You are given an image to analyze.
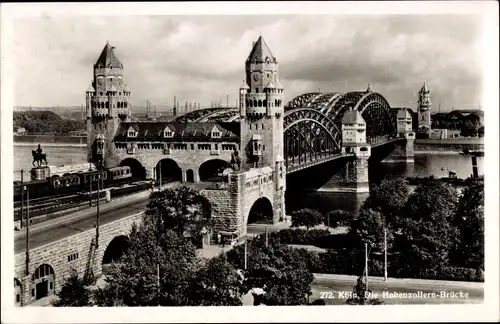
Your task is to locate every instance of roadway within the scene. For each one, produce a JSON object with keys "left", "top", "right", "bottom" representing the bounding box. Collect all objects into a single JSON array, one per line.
[
  {"left": 310, "top": 273, "right": 483, "bottom": 305},
  {"left": 14, "top": 192, "right": 152, "bottom": 254}
]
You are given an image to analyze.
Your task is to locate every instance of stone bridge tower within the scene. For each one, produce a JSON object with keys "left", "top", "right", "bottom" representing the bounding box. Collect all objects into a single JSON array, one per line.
[
  {"left": 239, "top": 36, "right": 285, "bottom": 170},
  {"left": 86, "top": 42, "right": 132, "bottom": 168},
  {"left": 417, "top": 82, "right": 432, "bottom": 135}
]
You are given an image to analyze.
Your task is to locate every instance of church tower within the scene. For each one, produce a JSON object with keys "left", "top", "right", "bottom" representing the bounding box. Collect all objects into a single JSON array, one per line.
[
  {"left": 239, "top": 36, "right": 285, "bottom": 171},
  {"left": 86, "top": 42, "right": 132, "bottom": 167},
  {"left": 417, "top": 82, "right": 432, "bottom": 133}
]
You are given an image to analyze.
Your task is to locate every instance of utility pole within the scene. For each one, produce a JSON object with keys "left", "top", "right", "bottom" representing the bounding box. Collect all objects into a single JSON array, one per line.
[
  {"left": 244, "top": 240, "right": 248, "bottom": 270},
  {"left": 25, "top": 187, "right": 30, "bottom": 276},
  {"left": 20, "top": 170, "right": 24, "bottom": 229},
  {"left": 384, "top": 229, "right": 388, "bottom": 281},
  {"left": 365, "top": 243, "right": 369, "bottom": 291},
  {"left": 95, "top": 167, "right": 100, "bottom": 248},
  {"left": 89, "top": 162, "right": 93, "bottom": 207}
]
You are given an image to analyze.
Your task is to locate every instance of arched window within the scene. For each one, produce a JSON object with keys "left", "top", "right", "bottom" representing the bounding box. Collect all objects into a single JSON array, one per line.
[
  {"left": 106, "top": 102, "right": 109, "bottom": 109},
  {"left": 275, "top": 99, "right": 278, "bottom": 107},
  {"left": 263, "top": 99, "right": 267, "bottom": 107},
  {"left": 258, "top": 100, "right": 262, "bottom": 107},
  {"left": 254, "top": 99, "right": 257, "bottom": 107},
  {"left": 124, "top": 102, "right": 127, "bottom": 108},
  {"left": 101, "top": 102, "right": 104, "bottom": 109}
]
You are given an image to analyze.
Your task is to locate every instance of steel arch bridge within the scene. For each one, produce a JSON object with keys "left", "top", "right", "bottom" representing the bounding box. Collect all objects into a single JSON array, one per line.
[{"left": 173, "top": 91, "right": 398, "bottom": 172}]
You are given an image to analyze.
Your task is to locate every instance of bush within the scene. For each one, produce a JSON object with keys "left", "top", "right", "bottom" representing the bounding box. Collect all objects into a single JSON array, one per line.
[
  {"left": 325, "top": 209, "right": 353, "bottom": 228},
  {"left": 291, "top": 208, "right": 324, "bottom": 230}
]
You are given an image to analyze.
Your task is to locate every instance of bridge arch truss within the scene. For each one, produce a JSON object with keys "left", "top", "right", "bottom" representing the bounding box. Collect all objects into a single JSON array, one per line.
[
  {"left": 283, "top": 108, "right": 342, "bottom": 170},
  {"left": 286, "top": 91, "right": 397, "bottom": 139}
]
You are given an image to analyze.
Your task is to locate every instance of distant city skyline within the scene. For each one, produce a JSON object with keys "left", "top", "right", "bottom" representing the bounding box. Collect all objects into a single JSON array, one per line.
[{"left": 13, "top": 15, "right": 483, "bottom": 112}]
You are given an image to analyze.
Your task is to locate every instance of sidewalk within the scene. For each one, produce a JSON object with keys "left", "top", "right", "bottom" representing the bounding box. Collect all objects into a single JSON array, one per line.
[{"left": 313, "top": 273, "right": 484, "bottom": 290}]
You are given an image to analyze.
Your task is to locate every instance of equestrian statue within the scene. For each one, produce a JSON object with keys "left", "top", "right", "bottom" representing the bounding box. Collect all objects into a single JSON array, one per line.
[{"left": 32, "top": 144, "right": 48, "bottom": 167}]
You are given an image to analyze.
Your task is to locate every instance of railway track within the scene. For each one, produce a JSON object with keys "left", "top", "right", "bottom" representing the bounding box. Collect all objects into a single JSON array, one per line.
[{"left": 14, "top": 181, "right": 153, "bottom": 222}]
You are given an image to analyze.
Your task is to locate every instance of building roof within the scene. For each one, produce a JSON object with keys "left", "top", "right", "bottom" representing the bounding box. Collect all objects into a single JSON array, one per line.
[
  {"left": 86, "top": 84, "right": 95, "bottom": 92},
  {"left": 246, "top": 36, "right": 277, "bottom": 64},
  {"left": 114, "top": 121, "right": 240, "bottom": 142},
  {"left": 342, "top": 110, "right": 365, "bottom": 124},
  {"left": 419, "top": 82, "right": 429, "bottom": 93},
  {"left": 239, "top": 80, "right": 250, "bottom": 89},
  {"left": 397, "top": 108, "right": 412, "bottom": 119},
  {"left": 94, "top": 42, "right": 123, "bottom": 69},
  {"left": 264, "top": 80, "right": 276, "bottom": 89}
]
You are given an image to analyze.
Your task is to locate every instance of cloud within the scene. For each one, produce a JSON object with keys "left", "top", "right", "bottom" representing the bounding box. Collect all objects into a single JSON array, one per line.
[{"left": 12, "top": 14, "right": 482, "bottom": 111}]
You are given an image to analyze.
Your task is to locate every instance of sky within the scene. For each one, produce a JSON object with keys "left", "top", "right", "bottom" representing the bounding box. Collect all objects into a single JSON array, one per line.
[{"left": 12, "top": 14, "right": 483, "bottom": 112}]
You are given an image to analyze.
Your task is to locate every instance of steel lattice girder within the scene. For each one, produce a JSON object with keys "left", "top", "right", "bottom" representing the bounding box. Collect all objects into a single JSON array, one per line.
[
  {"left": 283, "top": 108, "right": 342, "bottom": 152},
  {"left": 172, "top": 107, "right": 227, "bottom": 123},
  {"left": 195, "top": 108, "right": 238, "bottom": 122},
  {"left": 284, "top": 92, "right": 320, "bottom": 110}
]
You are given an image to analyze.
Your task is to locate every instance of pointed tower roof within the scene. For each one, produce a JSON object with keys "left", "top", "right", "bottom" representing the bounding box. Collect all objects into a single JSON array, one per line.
[
  {"left": 264, "top": 80, "right": 276, "bottom": 89},
  {"left": 274, "top": 79, "right": 284, "bottom": 89},
  {"left": 86, "top": 84, "right": 95, "bottom": 92},
  {"left": 239, "top": 80, "right": 250, "bottom": 89},
  {"left": 246, "top": 36, "right": 277, "bottom": 64},
  {"left": 95, "top": 42, "right": 123, "bottom": 69},
  {"left": 419, "top": 82, "right": 429, "bottom": 93},
  {"left": 342, "top": 109, "right": 365, "bottom": 124}
]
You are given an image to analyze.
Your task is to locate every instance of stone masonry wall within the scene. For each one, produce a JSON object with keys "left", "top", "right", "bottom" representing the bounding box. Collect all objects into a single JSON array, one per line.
[
  {"left": 112, "top": 145, "right": 235, "bottom": 180},
  {"left": 14, "top": 213, "right": 143, "bottom": 306}
]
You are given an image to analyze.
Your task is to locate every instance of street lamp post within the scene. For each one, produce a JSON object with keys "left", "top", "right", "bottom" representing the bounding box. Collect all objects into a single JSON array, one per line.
[
  {"left": 384, "top": 228, "right": 388, "bottom": 281},
  {"left": 25, "top": 186, "right": 30, "bottom": 276},
  {"left": 20, "top": 170, "right": 24, "bottom": 229}
]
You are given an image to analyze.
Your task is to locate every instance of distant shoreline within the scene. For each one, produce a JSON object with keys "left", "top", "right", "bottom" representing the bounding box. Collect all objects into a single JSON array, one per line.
[{"left": 14, "top": 142, "right": 86, "bottom": 148}]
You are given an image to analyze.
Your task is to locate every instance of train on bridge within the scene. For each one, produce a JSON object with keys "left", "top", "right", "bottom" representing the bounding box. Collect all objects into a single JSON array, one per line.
[{"left": 13, "top": 164, "right": 134, "bottom": 202}]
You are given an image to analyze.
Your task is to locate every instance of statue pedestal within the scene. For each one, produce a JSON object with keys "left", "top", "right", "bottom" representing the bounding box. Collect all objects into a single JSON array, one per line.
[{"left": 31, "top": 166, "right": 50, "bottom": 181}]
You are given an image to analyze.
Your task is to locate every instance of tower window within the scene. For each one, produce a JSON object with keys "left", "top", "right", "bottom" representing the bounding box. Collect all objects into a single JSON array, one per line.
[
  {"left": 263, "top": 99, "right": 267, "bottom": 107},
  {"left": 119, "top": 92, "right": 121, "bottom": 96},
  {"left": 100, "top": 92, "right": 103, "bottom": 96},
  {"left": 258, "top": 100, "right": 262, "bottom": 107},
  {"left": 255, "top": 88, "right": 259, "bottom": 93}
]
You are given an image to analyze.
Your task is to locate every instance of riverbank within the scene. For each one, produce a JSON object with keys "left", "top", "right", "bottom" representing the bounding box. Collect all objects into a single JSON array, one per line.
[{"left": 14, "top": 134, "right": 86, "bottom": 145}]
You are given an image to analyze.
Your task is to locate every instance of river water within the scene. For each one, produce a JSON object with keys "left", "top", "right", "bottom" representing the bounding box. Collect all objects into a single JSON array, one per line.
[{"left": 14, "top": 144, "right": 483, "bottom": 215}]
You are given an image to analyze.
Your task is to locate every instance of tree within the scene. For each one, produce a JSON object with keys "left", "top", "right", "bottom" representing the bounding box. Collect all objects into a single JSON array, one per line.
[
  {"left": 188, "top": 254, "right": 246, "bottom": 306},
  {"left": 362, "top": 178, "right": 410, "bottom": 229},
  {"left": 350, "top": 208, "right": 394, "bottom": 251},
  {"left": 325, "top": 209, "right": 353, "bottom": 228},
  {"left": 454, "top": 179, "right": 484, "bottom": 270},
  {"left": 395, "top": 181, "right": 460, "bottom": 277},
  {"left": 52, "top": 270, "right": 92, "bottom": 307},
  {"left": 146, "top": 186, "right": 212, "bottom": 245},
  {"left": 93, "top": 219, "right": 198, "bottom": 307},
  {"left": 248, "top": 244, "right": 314, "bottom": 305},
  {"left": 291, "top": 208, "right": 323, "bottom": 231}
]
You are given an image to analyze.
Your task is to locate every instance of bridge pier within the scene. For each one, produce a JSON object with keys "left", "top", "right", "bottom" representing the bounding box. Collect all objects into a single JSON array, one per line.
[{"left": 381, "top": 133, "right": 415, "bottom": 163}]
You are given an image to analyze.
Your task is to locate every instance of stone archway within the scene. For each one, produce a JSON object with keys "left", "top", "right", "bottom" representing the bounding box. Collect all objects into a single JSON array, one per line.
[
  {"left": 186, "top": 169, "right": 195, "bottom": 183},
  {"left": 31, "top": 264, "right": 55, "bottom": 300},
  {"left": 155, "top": 158, "right": 182, "bottom": 183},
  {"left": 120, "top": 158, "right": 146, "bottom": 180},
  {"left": 14, "top": 278, "right": 22, "bottom": 305},
  {"left": 102, "top": 235, "right": 130, "bottom": 269},
  {"left": 199, "top": 159, "right": 230, "bottom": 182},
  {"left": 247, "top": 197, "right": 274, "bottom": 225}
]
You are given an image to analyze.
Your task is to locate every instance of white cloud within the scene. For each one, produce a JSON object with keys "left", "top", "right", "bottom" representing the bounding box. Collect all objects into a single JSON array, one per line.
[{"left": 12, "top": 14, "right": 482, "bottom": 111}]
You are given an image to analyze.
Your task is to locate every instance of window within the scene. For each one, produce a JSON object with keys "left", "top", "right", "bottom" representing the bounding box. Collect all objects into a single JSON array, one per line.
[
  {"left": 191, "top": 144, "right": 195, "bottom": 150},
  {"left": 32, "top": 289, "right": 35, "bottom": 297},
  {"left": 255, "top": 88, "right": 259, "bottom": 93},
  {"left": 100, "top": 92, "right": 103, "bottom": 96},
  {"left": 50, "top": 282, "right": 53, "bottom": 290},
  {"left": 214, "top": 143, "right": 218, "bottom": 150},
  {"left": 262, "top": 124, "right": 264, "bottom": 130},
  {"left": 16, "top": 294, "right": 20, "bottom": 303}
]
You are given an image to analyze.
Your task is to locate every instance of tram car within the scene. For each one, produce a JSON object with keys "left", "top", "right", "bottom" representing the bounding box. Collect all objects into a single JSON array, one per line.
[{"left": 13, "top": 166, "right": 132, "bottom": 201}]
